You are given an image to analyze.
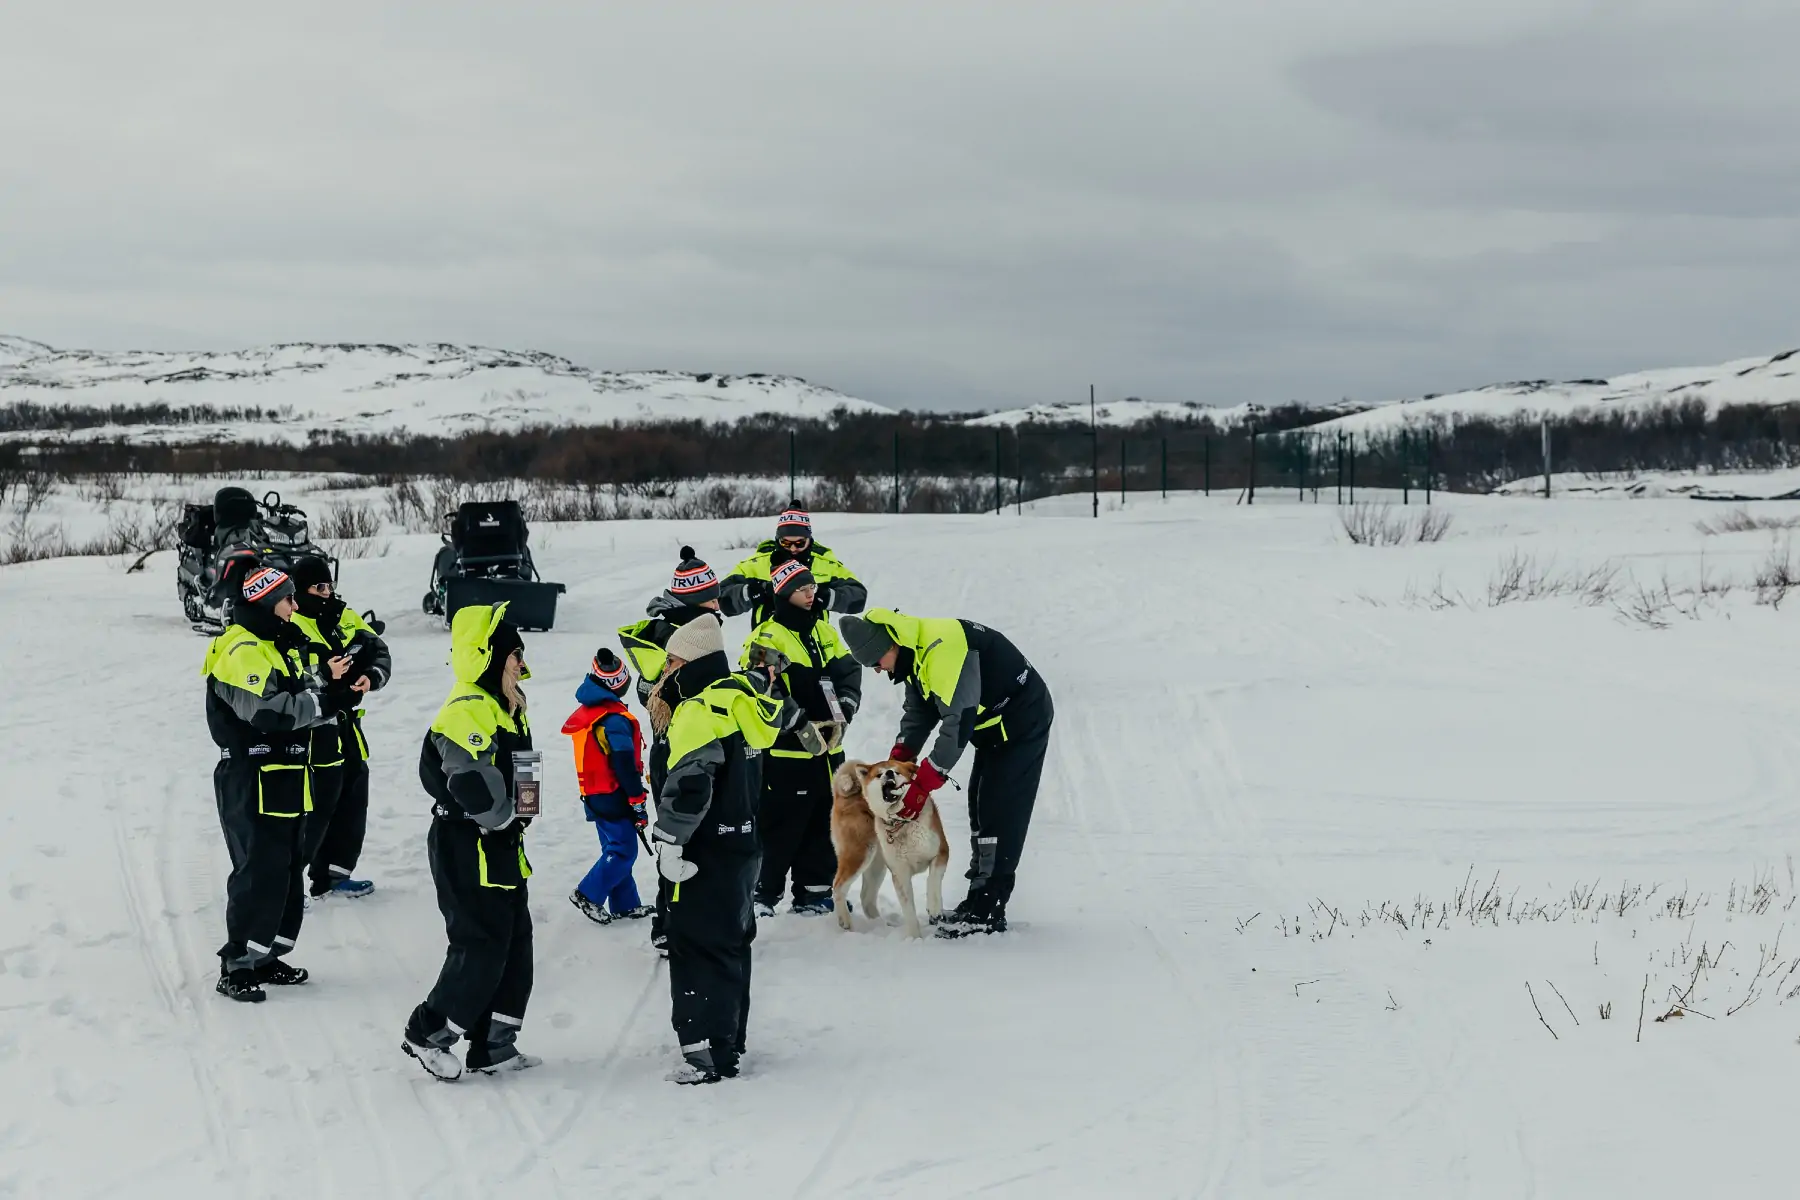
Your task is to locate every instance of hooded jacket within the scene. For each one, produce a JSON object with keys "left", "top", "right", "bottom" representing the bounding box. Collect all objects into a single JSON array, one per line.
[
  {"left": 419, "top": 604, "right": 533, "bottom": 831},
  {"left": 859, "top": 608, "right": 1041, "bottom": 775},
  {"left": 618, "top": 593, "right": 719, "bottom": 707},
  {"left": 717, "top": 541, "right": 867, "bottom": 625},
  {"left": 738, "top": 602, "right": 863, "bottom": 757},
  {"left": 653, "top": 652, "right": 787, "bottom": 852}
]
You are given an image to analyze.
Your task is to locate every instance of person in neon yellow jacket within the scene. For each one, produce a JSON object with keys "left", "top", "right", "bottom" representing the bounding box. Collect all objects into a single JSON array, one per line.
[
  {"left": 402, "top": 603, "right": 542, "bottom": 1083},
  {"left": 840, "top": 609, "right": 1054, "bottom": 938},
  {"left": 738, "top": 556, "right": 862, "bottom": 917},
  {"left": 202, "top": 565, "right": 341, "bottom": 1002},
  {"left": 651, "top": 614, "right": 796, "bottom": 1084}
]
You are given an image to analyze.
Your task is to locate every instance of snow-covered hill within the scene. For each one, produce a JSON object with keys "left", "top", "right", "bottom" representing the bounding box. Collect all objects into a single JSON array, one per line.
[
  {"left": 1317, "top": 348, "right": 1800, "bottom": 436},
  {"left": 0, "top": 338, "right": 888, "bottom": 444}
]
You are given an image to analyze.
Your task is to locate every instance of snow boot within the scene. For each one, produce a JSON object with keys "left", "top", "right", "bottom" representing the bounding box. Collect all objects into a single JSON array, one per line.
[
  {"left": 403, "top": 1039, "right": 463, "bottom": 1082},
  {"left": 667, "top": 1062, "right": 720, "bottom": 1085},
  {"left": 753, "top": 900, "right": 777, "bottom": 919},
  {"left": 328, "top": 878, "right": 374, "bottom": 899},
  {"left": 935, "top": 910, "right": 1007, "bottom": 938},
  {"left": 216, "top": 966, "right": 266, "bottom": 1003},
  {"left": 570, "top": 890, "right": 613, "bottom": 925},
  {"left": 471, "top": 1053, "right": 543, "bottom": 1076},
  {"left": 615, "top": 903, "right": 657, "bottom": 921},
  {"left": 255, "top": 959, "right": 310, "bottom": 986}
]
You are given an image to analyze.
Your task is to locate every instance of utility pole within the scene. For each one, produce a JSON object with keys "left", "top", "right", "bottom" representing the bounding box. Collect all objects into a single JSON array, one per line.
[
  {"left": 788, "top": 429, "right": 797, "bottom": 506},
  {"left": 993, "top": 428, "right": 1002, "bottom": 515}
]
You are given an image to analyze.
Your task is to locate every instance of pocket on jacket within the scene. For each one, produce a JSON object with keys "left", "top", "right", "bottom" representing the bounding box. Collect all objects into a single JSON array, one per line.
[
  {"left": 477, "top": 830, "right": 532, "bottom": 889},
  {"left": 257, "top": 763, "right": 310, "bottom": 818}
]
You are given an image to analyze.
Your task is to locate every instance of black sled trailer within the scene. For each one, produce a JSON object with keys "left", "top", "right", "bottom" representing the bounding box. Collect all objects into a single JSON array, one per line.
[{"left": 422, "top": 500, "right": 565, "bottom": 631}]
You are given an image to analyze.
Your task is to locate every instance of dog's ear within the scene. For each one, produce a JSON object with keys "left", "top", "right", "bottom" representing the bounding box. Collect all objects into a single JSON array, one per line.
[{"left": 833, "top": 760, "right": 866, "bottom": 798}]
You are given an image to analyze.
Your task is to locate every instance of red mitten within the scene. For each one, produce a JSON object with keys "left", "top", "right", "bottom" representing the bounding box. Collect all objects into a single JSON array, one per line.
[
  {"left": 899, "top": 760, "right": 947, "bottom": 821},
  {"left": 889, "top": 742, "right": 917, "bottom": 764}
]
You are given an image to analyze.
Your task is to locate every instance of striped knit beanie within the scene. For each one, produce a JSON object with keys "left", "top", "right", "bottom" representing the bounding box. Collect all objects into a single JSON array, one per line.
[
  {"left": 240, "top": 565, "right": 295, "bottom": 609},
  {"left": 775, "top": 509, "right": 812, "bottom": 541},
  {"left": 770, "top": 557, "right": 815, "bottom": 600},
  {"left": 589, "top": 648, "right": 631, "bottom": 697},
  {"left": 669, "top": 546, "right": 719, "bottom": 605}
]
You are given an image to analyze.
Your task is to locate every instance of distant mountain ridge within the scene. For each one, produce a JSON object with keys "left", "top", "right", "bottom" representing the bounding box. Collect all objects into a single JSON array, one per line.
[{"left": 0, "top": 338, "right": 888, "bottom": 444}]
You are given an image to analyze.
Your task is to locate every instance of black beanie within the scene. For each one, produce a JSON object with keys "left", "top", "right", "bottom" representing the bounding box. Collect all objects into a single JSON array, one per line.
[
  {"left": 288, "top": 554, "right": 333, "bottom": 594},
  {"left": 668, "top": 545, "right": 720, "bottom": 606}
]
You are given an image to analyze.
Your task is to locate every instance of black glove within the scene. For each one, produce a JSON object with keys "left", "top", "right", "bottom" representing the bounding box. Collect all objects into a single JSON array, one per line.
[{"left": 810, "top": 583, "right": 833, "bottom": 613}]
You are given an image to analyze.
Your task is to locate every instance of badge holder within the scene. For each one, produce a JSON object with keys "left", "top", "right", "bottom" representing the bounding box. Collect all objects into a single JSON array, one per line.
[{"left": 511, "top": 750, "right": 543, "bottom": 818}]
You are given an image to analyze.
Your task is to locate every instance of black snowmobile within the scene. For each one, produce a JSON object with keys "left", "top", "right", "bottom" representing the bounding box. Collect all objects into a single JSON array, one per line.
[
  {"left": 177, "top": 487, "right": 338, "bottom": 632},
  {"left": 421, "top": 500, "right": 565, "bottom": 631}
]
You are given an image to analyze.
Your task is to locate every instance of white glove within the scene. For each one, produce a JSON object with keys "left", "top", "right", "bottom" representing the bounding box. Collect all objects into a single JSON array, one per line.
[{"left": 657, "top": 842, "right": 698, "bottom": 883}]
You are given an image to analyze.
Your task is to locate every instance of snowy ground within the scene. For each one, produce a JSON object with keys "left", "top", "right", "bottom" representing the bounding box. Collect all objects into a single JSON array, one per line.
[{"left": 7, "top": 490, "right": 1800, "bottom": 1196}]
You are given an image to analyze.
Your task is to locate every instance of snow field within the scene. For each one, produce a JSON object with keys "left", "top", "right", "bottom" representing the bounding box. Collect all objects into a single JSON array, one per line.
[{"left": 6, "top": 491, "right": 1800, "bottom": 1195}]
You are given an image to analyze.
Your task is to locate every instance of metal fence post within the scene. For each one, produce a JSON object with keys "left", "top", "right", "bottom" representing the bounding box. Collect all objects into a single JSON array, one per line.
[
  {"left": 1161, "top": 437, "right": 1168, "bottom": 500},
  {"left": 994, "top": 428, "right": 1002, "bottom": 515},
  {"left": 1542, "top": 419, "right": 1551, "bottom": 499},
  {"left": 1090, "top": 385, "right": 1099, "bottom": 519},
  {"left": 1401, "top": 429, "right": 1410, "bottom": 505},
  {"left": 1015, "top": 430, "right": 1023, "bottom": 515},
  {"left": 1336, "top": 431, "right": 1343, "bottom": 505},
  {"left": 1426, "top": 430, "right": 1434, "bottom": 504},
  {"left": 1119, "top": 438, "right": 1126, "bottom": 506},
  {"left": 1204, "top": 436, "right": 1211, "bottom": 497},
  {"left": 1348, "top": 434, "right": 1355, "bottom": 503},
  {"left": 1248, "top": 428, "right": 1258, "bottom": 505},
  {"left": 789, "top": 428, "right": 797, "bottom": 506},
  {"left": 891, "top": 429, "right": 900, "bottom": 514}
]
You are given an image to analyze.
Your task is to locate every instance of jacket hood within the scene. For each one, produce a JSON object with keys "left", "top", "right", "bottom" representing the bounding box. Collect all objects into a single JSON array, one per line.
[
  {"left": 648, "top": 592, "right": 713, "bottom": 622},
  {"left": 572, "top": 675, "right": 618, "bottom": 711},
  {"left": 449, "top": 602, "right": 527, "bottom": 686}
]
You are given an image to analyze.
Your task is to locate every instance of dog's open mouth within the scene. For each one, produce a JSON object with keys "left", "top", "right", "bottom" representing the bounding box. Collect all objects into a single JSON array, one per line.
[{"left": 879, "top": 772, "right": 906, "bottom": 806}]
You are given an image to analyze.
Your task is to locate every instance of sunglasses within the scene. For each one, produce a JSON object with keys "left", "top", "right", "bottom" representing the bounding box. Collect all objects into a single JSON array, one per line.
[{"left": 778, "top": 536, "right": 810, "bottom": 550}]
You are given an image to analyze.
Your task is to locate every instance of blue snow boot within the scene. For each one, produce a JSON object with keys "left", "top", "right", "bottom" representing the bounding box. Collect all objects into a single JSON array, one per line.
[{"left": 329, "top": 878, "right": 375, "bottom": 898}]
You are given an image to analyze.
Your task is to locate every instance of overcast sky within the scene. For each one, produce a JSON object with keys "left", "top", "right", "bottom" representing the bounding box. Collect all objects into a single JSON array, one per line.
[{"left": 3, "top": 0, "right": 1797, "bottom": 412}]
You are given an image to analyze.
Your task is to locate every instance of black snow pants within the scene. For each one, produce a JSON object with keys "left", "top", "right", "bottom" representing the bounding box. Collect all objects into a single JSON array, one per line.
[
  {"left": 962, "top": 680, "right": 1055, "bottom": 915},
  {"left": 305, "top": 751, "right": 369, "bottom": 893},
  {"left": 666, "top": 845, "right": 758, "bottom": 1074},
  {"left": 648, "top": 737, "right": 672, "bottom": 951},
  {"left": 214, "top": 756, "right": 307, "bottom": 972},
  {"left": 754, "top": 750, "right": 842, "bottom": 909},
  {"left": 409, "top": 817, "right": 534, "bottom": 1068}
]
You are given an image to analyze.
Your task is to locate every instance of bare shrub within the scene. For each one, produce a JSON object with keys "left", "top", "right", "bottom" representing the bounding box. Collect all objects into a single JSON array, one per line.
[
  {"left": 315, "top": 500, "right": 382, "bottom": 541},
  {"left": 1754, "top": 539, "right": 1798, "bottom": 608},
  {"left": 1342, "top": 502, "right": 1452, "bottom": 546},
  {"left": 1696, "top": 507, "right": 1800, "bottom": 536},
  {"left": 1341, "top": 502, "right": 1406, "bottom": 546},
  {"left": 1413, "top": 507, "right": 1453, "bottom": 543},
  {"left": 1486, "top": 552, "right": 1623, "bottom": 607}
]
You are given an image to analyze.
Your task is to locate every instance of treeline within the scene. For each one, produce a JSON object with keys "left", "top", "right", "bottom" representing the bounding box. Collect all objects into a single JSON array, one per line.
[
  {"left": 0, "top": 400, "right": 292, "bottom": 432},
  {"left": 8, "top": 399, "right": 1800, "bottom": 505}
]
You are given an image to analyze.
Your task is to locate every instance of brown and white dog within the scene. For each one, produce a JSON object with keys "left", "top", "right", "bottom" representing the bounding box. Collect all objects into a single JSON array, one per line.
[{"left": 830, "top": 759, "right": 950, "bottom": 939}]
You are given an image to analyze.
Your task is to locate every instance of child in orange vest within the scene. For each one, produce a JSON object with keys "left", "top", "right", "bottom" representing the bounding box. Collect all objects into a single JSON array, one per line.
[{"left": 563, "top": 649, "right": 654, "bottom": 924}]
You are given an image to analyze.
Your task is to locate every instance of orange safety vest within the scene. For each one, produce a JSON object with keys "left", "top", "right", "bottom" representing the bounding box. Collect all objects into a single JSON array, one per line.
[{"left": 561, "top": 698, "right": 645, "bottom": 798}]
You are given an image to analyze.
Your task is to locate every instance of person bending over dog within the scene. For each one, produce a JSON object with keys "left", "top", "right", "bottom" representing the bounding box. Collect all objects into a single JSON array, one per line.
[{"left": 838, "top": 610, "right": 1053, "bottom": 938}]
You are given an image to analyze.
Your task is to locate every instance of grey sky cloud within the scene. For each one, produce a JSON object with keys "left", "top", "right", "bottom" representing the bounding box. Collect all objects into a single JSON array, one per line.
[{"left": 2, "top": 0, "right": 1796, "bottom": 412}]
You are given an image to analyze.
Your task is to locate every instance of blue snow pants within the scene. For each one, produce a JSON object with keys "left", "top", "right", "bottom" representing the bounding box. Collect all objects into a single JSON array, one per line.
[{"left": 576, "top": 817, "right": 642, "bottom": 913}]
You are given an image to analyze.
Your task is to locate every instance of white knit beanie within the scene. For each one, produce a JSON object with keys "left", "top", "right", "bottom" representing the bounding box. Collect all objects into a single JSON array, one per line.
[{"left": 664, "top": 613, "right": 725, "bottom": 663}]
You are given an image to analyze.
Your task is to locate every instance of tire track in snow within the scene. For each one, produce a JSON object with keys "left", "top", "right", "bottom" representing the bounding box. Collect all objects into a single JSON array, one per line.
[{"left": 110, "top": 818, "right": 236, "bottom": 1171}]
